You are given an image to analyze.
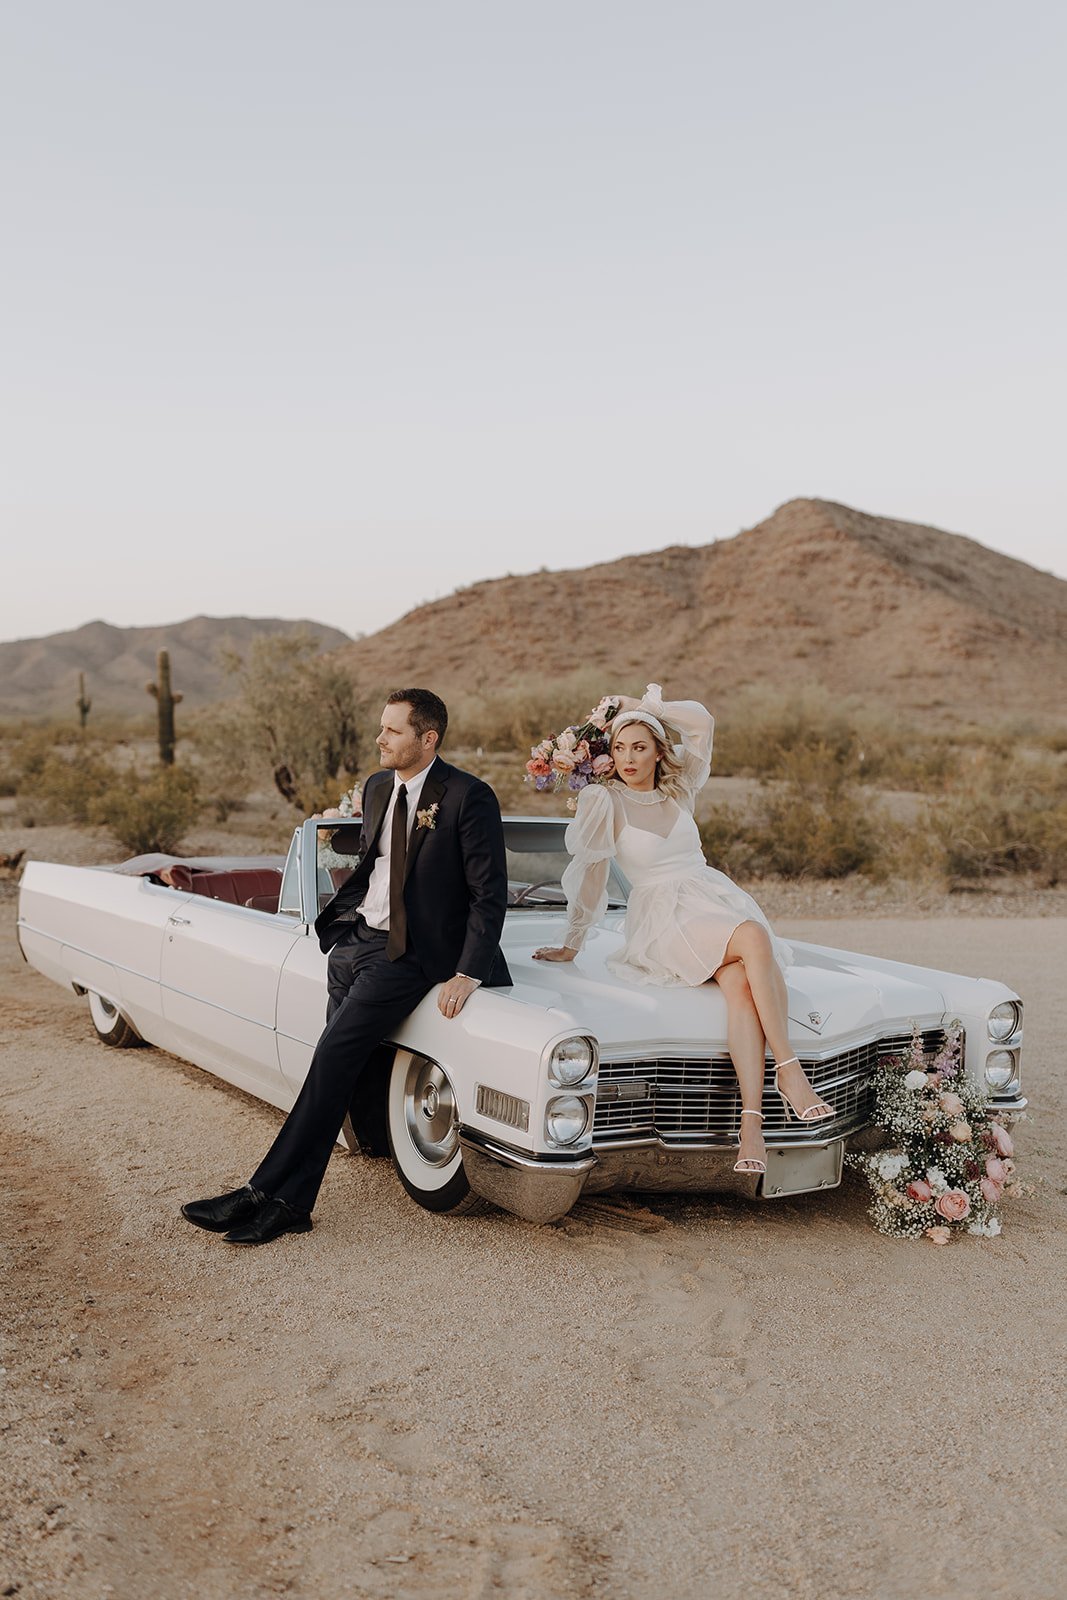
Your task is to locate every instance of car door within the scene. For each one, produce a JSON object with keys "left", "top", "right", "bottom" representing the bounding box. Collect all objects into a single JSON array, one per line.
[{"left": 159, "top": 898, "right": 303, "bottom": 1103}]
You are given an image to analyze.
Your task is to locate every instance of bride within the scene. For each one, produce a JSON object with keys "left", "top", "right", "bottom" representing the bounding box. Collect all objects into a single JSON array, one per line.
[{"left": 532, "top": 684, "right": 832, "bottom": 1174}]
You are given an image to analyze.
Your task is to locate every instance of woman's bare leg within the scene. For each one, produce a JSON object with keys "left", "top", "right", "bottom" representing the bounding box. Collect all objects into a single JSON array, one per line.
[
  {"left": 721, "top": 921, "right": 830, "bottom": 1118},
  {"left": 714, "top": 960, "right": 766, "bottom": 1165}
]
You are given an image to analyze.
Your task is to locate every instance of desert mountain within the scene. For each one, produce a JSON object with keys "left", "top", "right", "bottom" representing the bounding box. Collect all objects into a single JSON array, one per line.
[
  {"left": 0, "top": 615, "right": 350, "bottom": 718},
  {"left": 337, "top": 499, "right": 1067, "bottom": 727}
]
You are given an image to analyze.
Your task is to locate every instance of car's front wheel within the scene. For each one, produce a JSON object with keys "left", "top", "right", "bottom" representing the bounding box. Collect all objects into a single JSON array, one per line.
[
  {"left": 386, "top": 1049, "right": 486, "bottom": 1214},
  {"left": 87, "top": 991, "right": 142, "bottom": 1048}
]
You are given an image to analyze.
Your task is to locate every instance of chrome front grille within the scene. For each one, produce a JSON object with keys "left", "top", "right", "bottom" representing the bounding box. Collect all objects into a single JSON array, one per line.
[{"left": 594, "top": 1027, "right": 949, "bottom": 1145}]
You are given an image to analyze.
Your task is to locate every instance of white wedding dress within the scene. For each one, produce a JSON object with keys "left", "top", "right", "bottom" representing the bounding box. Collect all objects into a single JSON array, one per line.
[{"left": 562, "top": 688, "right": 791, "bottom": 985}]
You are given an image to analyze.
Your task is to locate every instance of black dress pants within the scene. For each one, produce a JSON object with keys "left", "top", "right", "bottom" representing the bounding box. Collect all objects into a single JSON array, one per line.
[{"left": 250, "top": 922, "right": 434, "bottom": 1213}]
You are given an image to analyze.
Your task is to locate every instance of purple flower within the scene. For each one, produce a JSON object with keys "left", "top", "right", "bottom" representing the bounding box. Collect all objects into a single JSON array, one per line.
[
  {"left": 534, "top": 775, "right": 553, "bottom": 792},
  {"left": 568, "top": 772, "right": 587, "bottom": 790}
]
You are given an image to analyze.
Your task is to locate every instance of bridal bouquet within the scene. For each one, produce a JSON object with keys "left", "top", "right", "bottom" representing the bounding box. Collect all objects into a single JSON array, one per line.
[
  {"left": 524, "top": 697, "right": 620, "bottom": 794},
  {"left": 847, "top": 1026, "right": 1022, "bottom": 1243}
]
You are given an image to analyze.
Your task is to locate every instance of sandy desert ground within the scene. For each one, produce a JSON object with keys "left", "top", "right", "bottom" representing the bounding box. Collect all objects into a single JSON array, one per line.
[{"left": 1, "top": 899, "right": 1064, "bottom": 1600}]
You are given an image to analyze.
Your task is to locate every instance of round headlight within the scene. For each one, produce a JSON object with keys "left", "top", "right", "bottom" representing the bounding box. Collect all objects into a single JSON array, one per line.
[
  {"left": 984, "top": 1050, "right": 1018, "bottom": 1090},
  {"left": 545, "top": 1094, "right": 590, "bottom": 1145},
  {"left": 987, "top": 1002, "right": 1020, "bottom": 1042},
  {"left": 549, "top": 1037, "right": 595, "bottom": 1087}
]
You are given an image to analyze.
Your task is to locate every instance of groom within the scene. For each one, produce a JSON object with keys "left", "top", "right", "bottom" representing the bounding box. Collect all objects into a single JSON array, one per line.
[{"left": 181, "top": 688, "right": 511, "bottom": 1245}]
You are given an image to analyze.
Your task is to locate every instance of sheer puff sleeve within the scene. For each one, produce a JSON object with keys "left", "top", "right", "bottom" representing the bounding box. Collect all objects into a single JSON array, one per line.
[
  {"left": 561, "top": 782, "right": 618, "bottom": 952},
  {"left": 641, "top": 682, "right": 714, "bottom": 804}
]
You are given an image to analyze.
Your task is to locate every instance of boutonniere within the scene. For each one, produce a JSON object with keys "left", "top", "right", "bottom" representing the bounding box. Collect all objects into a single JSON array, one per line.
[{"left": 416, "top": 802, "right": 440, "bottom": 831}]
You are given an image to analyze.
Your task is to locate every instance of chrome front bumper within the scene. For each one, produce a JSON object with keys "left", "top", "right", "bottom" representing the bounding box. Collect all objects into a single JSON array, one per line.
[
  {"left": 459, "top": 1130, "right": 596, "bottom": 1223},
  {"left": 460, "top": 1127, "right": 848, "bottom": 1221}
]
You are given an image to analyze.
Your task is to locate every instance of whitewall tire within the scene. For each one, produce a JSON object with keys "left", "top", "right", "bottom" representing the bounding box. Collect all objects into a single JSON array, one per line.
[
  {"left": 386, "top": 1049, "right": 486, "bottom": 1214},
  {"left": 87, "top": 991, "right": 142, "bottom": 1049}
]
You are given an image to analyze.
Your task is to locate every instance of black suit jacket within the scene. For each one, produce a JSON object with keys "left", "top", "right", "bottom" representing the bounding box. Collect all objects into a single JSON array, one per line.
[{"left": 314, "top": 758, "right": 512, "bottom": 987}]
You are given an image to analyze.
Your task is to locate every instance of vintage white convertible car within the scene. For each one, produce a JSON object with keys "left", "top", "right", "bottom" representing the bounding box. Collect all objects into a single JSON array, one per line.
[{"left": 17, "top": 817, "right": 1026, "bottom": 1223}]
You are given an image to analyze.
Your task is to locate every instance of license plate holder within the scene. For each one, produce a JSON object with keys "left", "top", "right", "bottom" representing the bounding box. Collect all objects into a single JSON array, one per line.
[{"left": 761, "top": 1141, "right": 844, "bottom": 1198}]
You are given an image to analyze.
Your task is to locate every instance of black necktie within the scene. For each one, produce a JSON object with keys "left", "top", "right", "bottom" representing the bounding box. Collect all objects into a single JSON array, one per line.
[{"left": 385, "top": 783, "right": 408, "bottom": 961}]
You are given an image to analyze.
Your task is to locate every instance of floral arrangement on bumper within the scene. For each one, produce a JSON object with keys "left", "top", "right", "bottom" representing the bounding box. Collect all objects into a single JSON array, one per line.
[
  {"left": 847, "top": 1026, "right": 1020, "bottom": 1244},
  {"left": 524, "top": 697, "right": 621, "bottom": 794}
]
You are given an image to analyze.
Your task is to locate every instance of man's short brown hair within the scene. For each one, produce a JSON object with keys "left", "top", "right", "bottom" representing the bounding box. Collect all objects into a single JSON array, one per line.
[{"left": 386, "top": 688, "right": 448, "bottom": 747}]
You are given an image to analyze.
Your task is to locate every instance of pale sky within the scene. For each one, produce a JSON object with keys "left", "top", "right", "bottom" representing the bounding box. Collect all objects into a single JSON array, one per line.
[{"left": 2, "top": 0, "right": 1064, "bottom": 645}]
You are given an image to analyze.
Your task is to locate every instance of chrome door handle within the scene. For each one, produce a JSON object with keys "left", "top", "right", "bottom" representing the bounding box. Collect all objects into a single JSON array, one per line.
[{"left": 168, "top": 915, "right": 192, "bottom": 926}]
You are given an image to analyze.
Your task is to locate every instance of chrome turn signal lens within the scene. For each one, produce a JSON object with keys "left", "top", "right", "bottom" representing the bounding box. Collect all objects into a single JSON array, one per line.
[
  {"left": 987, "top": 1002, "right": 1021, "bottom": 1042},
  {"left": 984, "top": 1049, "right": 1018, "bottom": 1090},
  {"left": 548, "top": 1036, "right": 595, "bottom": 1087},
  {"left": 545, "top": 1094, "right": 590, "bottom": 1145}
]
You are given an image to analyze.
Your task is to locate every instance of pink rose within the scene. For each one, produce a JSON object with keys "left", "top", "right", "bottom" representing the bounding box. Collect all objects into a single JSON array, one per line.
[
  {"left": 934, "top": 1189, "right": 971, "bottom": 1223},
  {"left": 573, "top": 739, "right": 591, "bottom": 763},
  {"left": 591, "top": 753, "right": 615, "bottom": 777},
  {"left": 526, "top": 758, "right": 551, "bottom": 777},
  {"left": 984, "top": 1156, "right": 1007, "bottom": 1183},
  {"left": 552, "top": 751, "right": 577, "bottom": 772},
  {"left": 938, "top": 1091, "right": 965, "bottom": 1116},
  {"left": 906, "top": 1179, "right": 934, "bottom": 1202},
  {"left": 980, "top": 1177, "right": 1003, "bottom": 1203},
  {"left": 990, "top": 1123, "right": 1014, "bottom": 1158},
  {"left": 925, "top": 1226, "right": 953, "bottom": 1246},
  {"left": 948, "top": 1120, "right": 972, "bottom": 1143},
  {"left": 1002, "top": 1159, "right": 1016, "bottom": 1175},
  {"left": 322, "top": 807, "right": 342, "bottom": 819}
]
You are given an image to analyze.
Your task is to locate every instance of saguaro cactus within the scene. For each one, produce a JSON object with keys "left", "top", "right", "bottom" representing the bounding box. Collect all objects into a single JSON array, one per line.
[
  {"left": 146, "top": 648, "right": 183, "bottom": 765},
  {"left": 75, "top": 671, "right": 92, "bottom": 729}
]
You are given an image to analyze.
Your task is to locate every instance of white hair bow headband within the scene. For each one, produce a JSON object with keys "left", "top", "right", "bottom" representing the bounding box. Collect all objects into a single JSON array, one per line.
[{"left": 610, "top": 709, "right": 668, "bottom": 744}]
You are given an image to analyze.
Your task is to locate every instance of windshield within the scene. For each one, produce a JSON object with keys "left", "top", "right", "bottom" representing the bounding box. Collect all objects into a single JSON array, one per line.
[
  {"left": 504, "top": 819, "right": 628, "bottom": 909},
  {"left": 293, "top": 815, "right": 628, "bottom": 919}
]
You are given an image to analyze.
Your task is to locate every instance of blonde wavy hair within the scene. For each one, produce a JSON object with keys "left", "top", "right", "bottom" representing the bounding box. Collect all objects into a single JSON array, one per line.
[{"left": 610, "top": 717, "right": 688, "bottom": 802}]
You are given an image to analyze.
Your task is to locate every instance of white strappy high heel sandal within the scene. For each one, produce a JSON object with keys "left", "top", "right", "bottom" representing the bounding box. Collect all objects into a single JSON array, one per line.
[
  {"left": 774, "top": 1056, "right": 834, "bottom": 1122},
  {"left": 733, "top": 1108, "right": 766, "bottom": 1174}
]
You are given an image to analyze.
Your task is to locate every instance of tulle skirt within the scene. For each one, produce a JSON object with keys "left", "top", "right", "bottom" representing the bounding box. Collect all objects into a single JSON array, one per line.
[{"left": 605, "top": 864, "right": 792, "bottom": 987}]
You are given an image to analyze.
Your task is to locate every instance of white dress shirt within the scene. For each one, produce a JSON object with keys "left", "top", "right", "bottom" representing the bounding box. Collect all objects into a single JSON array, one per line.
[{"left": 359, "top": 760, "right": 436, "bottom": 931}]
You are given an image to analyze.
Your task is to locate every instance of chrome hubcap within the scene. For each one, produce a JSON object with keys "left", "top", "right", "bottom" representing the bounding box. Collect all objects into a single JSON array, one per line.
[{"left": 403, "top": 1058, "right": 458, "bottom": 1167}]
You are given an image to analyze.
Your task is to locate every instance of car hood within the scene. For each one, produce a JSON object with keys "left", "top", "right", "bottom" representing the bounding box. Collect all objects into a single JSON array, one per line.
[{"left": 502, "top": 915, "right": 947, "bottom": 1055}]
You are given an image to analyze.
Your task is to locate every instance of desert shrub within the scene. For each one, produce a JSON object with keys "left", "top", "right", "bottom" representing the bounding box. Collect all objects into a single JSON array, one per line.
[
  {"left": 750, "top": 748, "right": 887, "bottom": 878},
  {"left": 929, "top": 787, "right": 1067, "bottom": 885},
  {"left": 187, "top": 706, "right": 256, "bottom": 820},
  {"left": 88, "top": 767, "right": 201, "bottom": 855},
  {"left": 754, "top": 780, "right": 887, "bottom": 878},
  {"left": 16, "top": 743, "right": 117, "bottom": 822},
  {"left": 447, "top": 670, "right": 629, "bottom": 754},
  {"left": 698, "top": 803, "right": 762, "bottom": 880},
  {"left": 12, "top": 727, "right": 68, "bottom": 790},
  {"left": 211, "top": 633, "right": 363, "bottom": 812},
  {"left": 699, "top": 747, "right": 889, "bottom": 879},
  {"left": 712, "top": 686, "right": 859, "bottom": 779},
  {"left": 708, "top": 689, "right": 990, "bottom": 793}
]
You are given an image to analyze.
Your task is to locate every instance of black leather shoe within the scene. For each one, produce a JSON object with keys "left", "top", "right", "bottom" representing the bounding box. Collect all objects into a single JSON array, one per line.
[
  {"left": 223, "top": 1198, "right": 313, "bottom": 1246},
  {"left": 181, "top": 1184, "right": 266, "bottom": 1232}
]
